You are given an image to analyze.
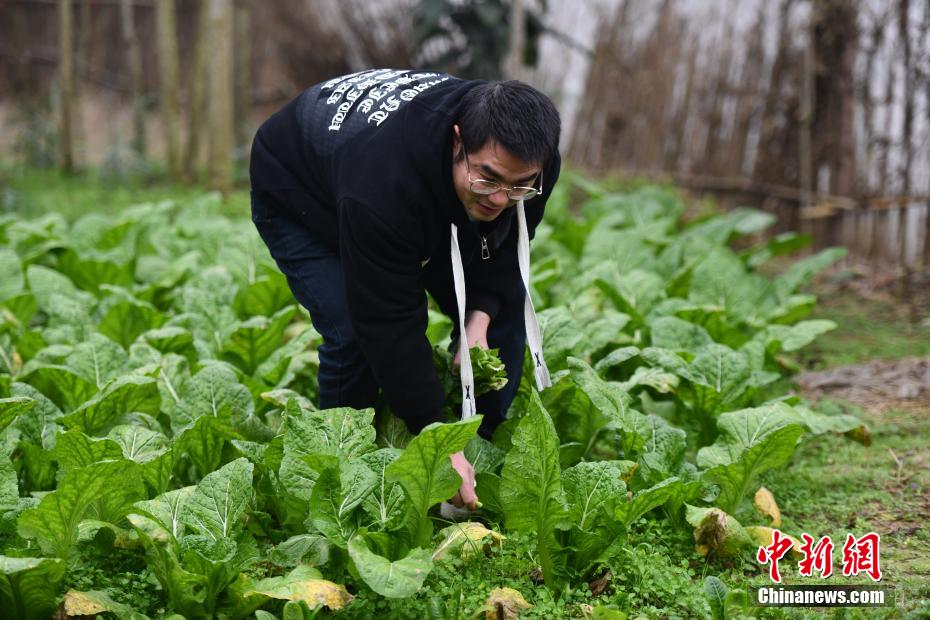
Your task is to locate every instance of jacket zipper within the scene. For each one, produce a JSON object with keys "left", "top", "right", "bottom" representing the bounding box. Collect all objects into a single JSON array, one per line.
[{"left": 480, "top": 236, "right": 490, "bottom": 260}]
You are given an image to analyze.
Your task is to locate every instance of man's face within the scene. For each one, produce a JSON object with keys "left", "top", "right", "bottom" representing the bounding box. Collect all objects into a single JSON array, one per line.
[{"left": 451, "top": 126, "right": 541, "bottom": 223}]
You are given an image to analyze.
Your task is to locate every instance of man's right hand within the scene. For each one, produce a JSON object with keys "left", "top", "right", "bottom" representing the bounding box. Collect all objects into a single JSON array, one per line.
[{"left": 449, "top": 451, "right": 478, "bottom": 510}]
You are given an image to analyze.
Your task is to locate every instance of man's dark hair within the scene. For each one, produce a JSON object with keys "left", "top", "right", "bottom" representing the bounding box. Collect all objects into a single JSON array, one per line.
[{"left": 456, "top": 81, "right": 561, "bottom": 166}]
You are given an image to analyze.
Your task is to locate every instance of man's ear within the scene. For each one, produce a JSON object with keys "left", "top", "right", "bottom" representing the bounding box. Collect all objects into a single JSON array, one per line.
[{"left": 452, "top": 124, "right": 462, "bottom": 157}]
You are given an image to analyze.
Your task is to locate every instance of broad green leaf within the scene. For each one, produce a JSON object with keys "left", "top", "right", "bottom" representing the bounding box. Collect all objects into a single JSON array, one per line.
[
  {"left": 463, "top": 435, "right": 506, "bottom": 474},
  {"left": 582, "top": 309, "right": 632, "bottom": 355},
  {"left": 562, "top": 461, "right": 627, "bottom": 531},
  {"left": 0, "top": 249, "right": 24, "bottom": 303},
  {"left": 619, "top": 366, "right": 680, "bottom": 394},
  {"left": 181, "top": 458, "right": 253, "bottom": 541},
  {"left": 500, "top": 393, "right": 569, "bottom": 590},
  {"left": 727, "top": 207, "right": 775, "bottom": 235},
  {"left": 18, "top": 364, "right": 97, "bottom": 412},
  {"left": 174, "top": 414, "right": 240, "bottom": 480},
  {"left": 64, "top": 333, "right": 130, "bottom": 388},
  {"left": 649, "top": 316, "right": 713, "bottom": 351},
  {"left": 752, "top": 320, "right": 837, "bottom": 354},
  {"left": 360, "top": 448, "right": 406, "bottom": 531},
  {"left": 593, "top": 346, "right": 640, "bottom": 374},
  {"left": 615, "top": 477, "right": 682, "bottom": 527},
  {"left": 180, "top": 534, "right": 260, "bottom": 616},
  {"left": 0, "top": 555, "right": 66, "bottom": 620},
  {"left": 562, "top": 461, "right": 628, "bottom": 573},
  {"left": 256, "top": 327, "right": 318, "bottom": 387},
  {"left": 782, "top": 404, "right": 870, "bottom": 445},
  {"left": 52, "top": 430, "right": 123, "bottom": 472},
  {"left": 56, "top": 249, "right": 134, "bottom": 295},
  {"left": 0, "top": 397, "right": 33, "bottom": 434},
  {"left": 270, "top": 534, "right": 330, "bottom": 568},
  {"left": 698, "top": 405, "right": 805, "bottom": 513},
  {"left": 129, "top": 513, "right": 206, "bottom": 616},
  {"left": 2, "top": 293, "right": 38, "bottom": 331},
  {"left": 547, "top": 358, "right": 644, "bottom": 458},
  {"left": 171, "top": 363, "right": 253, "bottom": 433},
  {"left": 595, "top": 269, "right": 667, "bottom": 328},
  {"left": 132, "top": 486, "right": 196, "bottom": 540},
  {"left": 775, "top": 247, "right": 846, "bottom": 296},
  {"left": 60, "top": 375, "right": 160, "bottom": 435},
  {"left": 233, "top": 275, "right": 294, "bottom": 319},
  {"left": 704, "top": 576, "right": 728, "bottom": 620},
  {"left": 108, "top": 424, "right": 170, "bottom": 463},
  {"left": 109, "top": 425, "right": 173, "bottom": 493},
  {"left": 142, "top": 327, "right": 197, "bottom": 359},
  {"left": 25, "top": 264, "right": 80, "bottom": 311},
  {"left": 0, "top": 456, "right": 19, "bottom": 513},
  {"left": 18, "top": 459, "right": 142, "bottom": 560},
  {"left": 220, "top": 307, "right": 296, "bottom": 375},
  {"left": 283, "top": 400, "right": 376, "bottom": 458},
  {"left": 261, "top": 388, "right": 314, "bottom": 411},
  {"left": 386, "top": 416, "right": 481, "bottom": 547},
  {"left": 687, "top": 344, "right": 754, "bottom": 415},
  {"left": 636, "top": 414, "right": 688, "bottom": 484},
  {"left": 347, "top": 536, "right": 432, "bottom": 599},
  {"left": 98, "top": 298, "right": 166, "bottom": 349},
  {"left": 307, "top": 455, "right": 377, "bottom": 548}
]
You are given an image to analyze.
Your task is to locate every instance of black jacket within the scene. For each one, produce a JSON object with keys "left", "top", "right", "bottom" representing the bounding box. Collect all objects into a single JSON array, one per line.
[{"left": 249, "top": 69, "right": 561, "bottom": 432}]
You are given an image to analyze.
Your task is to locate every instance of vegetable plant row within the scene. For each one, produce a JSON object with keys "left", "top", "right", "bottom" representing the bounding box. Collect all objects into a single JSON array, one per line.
[{"left": 0, "top": 176, "right": 867, "bottom": 618}]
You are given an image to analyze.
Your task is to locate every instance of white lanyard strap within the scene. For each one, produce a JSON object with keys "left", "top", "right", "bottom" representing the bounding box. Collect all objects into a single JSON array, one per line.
[
  {"left": 517, "top": 200, "right": 551, "bottom": 390},
  {"left": 450, "top": 223, "right": 477, "bottom": 418}
]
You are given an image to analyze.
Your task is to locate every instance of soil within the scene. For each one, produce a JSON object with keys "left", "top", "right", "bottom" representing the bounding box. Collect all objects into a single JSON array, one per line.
[{"left": 795, "top": 357, "right": 930, "bottom": 414}]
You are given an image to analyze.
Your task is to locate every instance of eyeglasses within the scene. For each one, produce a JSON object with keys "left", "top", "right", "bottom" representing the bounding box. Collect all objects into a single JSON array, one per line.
[{"left": 464, "top": 149, "right": 543, "bottom": 201}]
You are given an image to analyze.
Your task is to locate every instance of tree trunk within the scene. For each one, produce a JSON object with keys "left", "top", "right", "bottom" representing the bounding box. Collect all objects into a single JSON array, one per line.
[
  {"left": 799, "top": 9, "right": 814, "bottom": 207},
  {"left": 156, "top": 0, "right": 182, "bottom": 180},
  {"left": 183, "top": 0, "right": 210, "bottom": 182},
  {"left": 811, "top": 0, "right": 859, "bottom": 198},
  {"left": 877, "top": 60, "right": 895, "bottom": 195},
  {"left": 120, "top": 0, "right": 146, "bottom": 157},
  {"left": 507, "top": 0, "right": 526, "bottom": 80},
  {"left": 897, "top": 0, "right": 912, "bottom": 266},
  {"left": 58, "top": 0, "right": 75, "bottom": 174},
  {"left": 234, "top": 0, "right": 252, "bottom": 154},
  {"left": 207, "top": 0, "right": 235, "bottom": 195},
  {"left": 898, "top": 0, "right": 913, "bottom": 196},
  {"left": 860, "top": 14, "right": 885, "bottom": 196}
]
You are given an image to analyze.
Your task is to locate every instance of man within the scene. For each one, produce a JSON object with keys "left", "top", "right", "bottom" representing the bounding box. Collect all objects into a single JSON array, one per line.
[{"left": 250, "top": 68, "right": 561, "bottom": 510}]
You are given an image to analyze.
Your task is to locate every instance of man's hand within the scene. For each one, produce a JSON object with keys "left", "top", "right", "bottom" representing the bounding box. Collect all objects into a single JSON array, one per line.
[
  {"left": 449, "top": 451, "right": 478, "bottom": 510},
  {"left": 452, "top": 310, "right": 491, "bottom": 367}
]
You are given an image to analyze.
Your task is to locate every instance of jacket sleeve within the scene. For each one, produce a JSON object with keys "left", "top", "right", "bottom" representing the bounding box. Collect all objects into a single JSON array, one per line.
[
  {"left": 464, "top": 153, "right": 562, "bottom": 319},
  {"left": 338, "top": 197, "right": 448, "bottom": 433}
]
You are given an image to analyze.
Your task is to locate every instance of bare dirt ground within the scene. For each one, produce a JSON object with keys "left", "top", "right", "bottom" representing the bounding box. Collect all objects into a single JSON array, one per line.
[{"left": 796, "top": 357, "right": 930, "bottom": 414}]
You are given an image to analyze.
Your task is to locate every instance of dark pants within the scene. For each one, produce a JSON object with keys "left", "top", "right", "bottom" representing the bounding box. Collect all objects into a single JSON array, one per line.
[{"left": 251, "top": 194, "right": 526, "bottom": 437}]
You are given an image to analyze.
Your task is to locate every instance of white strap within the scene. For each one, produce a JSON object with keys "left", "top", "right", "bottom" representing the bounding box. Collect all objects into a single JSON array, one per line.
[
  {"left": 450, "top": 224, "right": 477, "bottom": 418},
  {"left": 517, "top": 200, "right": 551, "bottom": 390}
]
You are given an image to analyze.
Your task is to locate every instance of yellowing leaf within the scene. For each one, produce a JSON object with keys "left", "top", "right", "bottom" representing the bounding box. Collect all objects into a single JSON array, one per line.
[
  {"left": 63, "top": 590, "right": 132, "bottom": 617},
  {"left": 485, "top": 587, "right": 532, "bottom": 619},
  {"left": 686, "top": 506, "right": 751, "bottom": 558},
  {"left": 433, "top": 522, "right": 505, "bottom": 561},
  {"left": 753, "top": 487, "right": 782, "bottom": 527},
  {"left": 246, "top": 566, "right": 354, "bottom": 610},
  {"left": 63, "top": 591, "right": 107, "bottom": 616},
  {"left": 745, "top": 526, "right": 804, "bottom": 560}
]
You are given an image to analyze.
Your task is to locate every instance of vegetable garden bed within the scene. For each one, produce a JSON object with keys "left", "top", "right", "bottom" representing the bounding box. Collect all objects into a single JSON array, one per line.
[{"left": 0, "top": 174, "right": 876, "bottom": 618}]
